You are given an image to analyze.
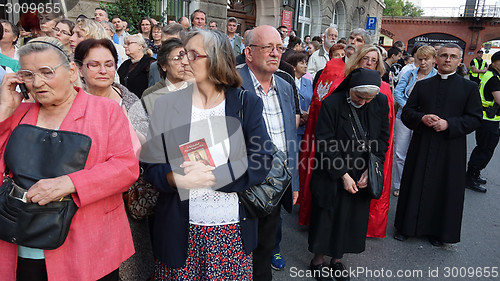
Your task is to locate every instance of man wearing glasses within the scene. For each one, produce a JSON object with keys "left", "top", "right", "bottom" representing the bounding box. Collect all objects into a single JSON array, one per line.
[
  {"left": 237, "top": 25, "right": 299, "bottom": 281},
  {"left": 394, "top": 43, "right": 482, "bottom": 247}
]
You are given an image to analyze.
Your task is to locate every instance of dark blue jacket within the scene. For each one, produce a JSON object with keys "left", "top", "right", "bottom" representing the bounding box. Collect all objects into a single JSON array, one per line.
[
  {"left": 237, "top": 64, "right": 299, "bottom": 212},
  {"left": 141, "top": 85, "right": 273, "bottom": 268}
]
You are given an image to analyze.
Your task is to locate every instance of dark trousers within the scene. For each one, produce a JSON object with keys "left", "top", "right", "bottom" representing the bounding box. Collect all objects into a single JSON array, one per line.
[
  {"left": 470, "top": 76, "right": 481, "bottom": 86},
  {"left": 272, "top": 216, "right": 282, "bottom": 255},
  {"left": 468, "top": 120, "right": 500, "bottom": 172},
  {"left": 16, "top": 257, "right": 119, "bottom": 281},
  {"left": 253, "top": 206, "right": 281, "bottom": 281}
]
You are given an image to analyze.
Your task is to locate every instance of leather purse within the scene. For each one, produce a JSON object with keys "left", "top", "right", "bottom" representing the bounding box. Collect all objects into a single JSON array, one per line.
[
  {"left": 123, "top": 165, "right": 158, "bottom": 220},
  {"left": 236, "top": 90, "right": 292, "bottom": 218},
  {"left": 0, "top": 124, "right": 91, "bottom": 249},
  {"left": 349, "top": 104, "right": 384, "bottom": 199}
]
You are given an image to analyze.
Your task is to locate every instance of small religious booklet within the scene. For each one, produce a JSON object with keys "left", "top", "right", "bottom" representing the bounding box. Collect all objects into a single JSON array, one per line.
[{"left": 179, "top": 138, "right": 215, "bottom": 167}]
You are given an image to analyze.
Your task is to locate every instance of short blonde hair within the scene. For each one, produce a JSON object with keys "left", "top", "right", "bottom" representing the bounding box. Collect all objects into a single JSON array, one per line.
[
  {"left": 345, "top": 45, "right": 385, "bottom": 77},
  {"left": 415, "top": 45, "right": 436, "bottom": 59},
  {"left": 75, "top": 18, "right": 110, "bottom": 40}
]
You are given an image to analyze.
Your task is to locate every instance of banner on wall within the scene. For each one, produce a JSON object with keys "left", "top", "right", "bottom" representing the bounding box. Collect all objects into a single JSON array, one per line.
[{"left": 281, "top": 10, "right": 293, "bottom": 36}]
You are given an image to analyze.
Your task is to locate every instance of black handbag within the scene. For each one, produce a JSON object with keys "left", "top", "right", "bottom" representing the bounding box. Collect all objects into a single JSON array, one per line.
[
  {"left": 236, "top": 90, "right": 292, "bottom": 218},
  {"left": 349, "top": 104, "right": 384, "bottom": 199},
  {"left": 0, "top": 124, "right": 91, "bottom": 249}
]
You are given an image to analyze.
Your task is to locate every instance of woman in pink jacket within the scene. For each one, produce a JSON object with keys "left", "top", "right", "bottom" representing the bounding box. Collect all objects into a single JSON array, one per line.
[{"left": 0, "top": 37, "right": 139, "bottom": 281}]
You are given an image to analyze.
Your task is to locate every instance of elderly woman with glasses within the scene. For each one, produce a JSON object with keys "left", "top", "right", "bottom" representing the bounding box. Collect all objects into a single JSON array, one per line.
[
  {"left": 141, "top": 29, "right": 273, "bottom": 280},
  {"left": 142, "top": 38, "right": 191, "bottom": 116},
  {"left": 118, "top": 34, "right": 155, "bottom": 98},
  {"left": 0, "top": 37, "right": 138, "bottom": 281},
  {"left": 74, "top": 38, "right": 151, "bottom": 281}
]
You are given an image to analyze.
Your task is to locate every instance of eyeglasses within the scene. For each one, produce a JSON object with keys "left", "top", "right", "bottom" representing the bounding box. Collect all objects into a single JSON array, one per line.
[
  {"left": 361, "top": 56, "right": 378, "bottom": 64},
  {"left": 124, "top": 41, "right": 139, "bottom": 46},
  {"left": 438, "top": 54, "right": 461, "bottom": 60},
  {"left": 53, "top": 27, "right": 72, "bottom": 36},
  {"left": 249, "top": 44, "right": 284, "bottom": 54},
  {"left": 179, "top": 50, "right": 208, "bottom": 61},
  {"left": 168, "top": 53, "right": 185, "bottom": 63},
  {"left": 17, "top": 64, "right": 64, "bottom": 83},
  {"left": 85, "top": 60, "right": 116, "bottom": 72}
]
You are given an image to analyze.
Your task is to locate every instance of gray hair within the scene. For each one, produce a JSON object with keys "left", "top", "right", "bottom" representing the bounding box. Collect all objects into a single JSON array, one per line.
[
  {"left": 227, "top": 17, "right": 238, "bottom": 24},
  {"left": 246, "top": 29, "right": 255, "bottom": 45},
  {"left": 18, "top": 37, "right": 70, "bottom": 67},
  {"left": 350, "top": 28, "right": 371, "bottom": 45},
  {"left": 184, "top": 29, "right": 242, "bottom": 91},
  {"left": 324, "top": 26, "right": 337, "bottom": 35},
  {"left": 124, "top": 34, "right": 151, "bottom": 56},
  {"left": 100, "top": 21, "right": 115, "bottom": 34},
  {"left": 162, "top": 23, "right": 186, "bottom": 40},
  {"left": 437, "top": 43, "right": 463, "bottom": 58}
]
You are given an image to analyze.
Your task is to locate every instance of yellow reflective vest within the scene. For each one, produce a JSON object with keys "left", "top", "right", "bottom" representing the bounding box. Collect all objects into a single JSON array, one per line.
[
  {"left": 479, "top": 70, "right": 500, "bottom": 121},
  {"left": 470, "top": 58, "right": 487, "bottom": 79}
]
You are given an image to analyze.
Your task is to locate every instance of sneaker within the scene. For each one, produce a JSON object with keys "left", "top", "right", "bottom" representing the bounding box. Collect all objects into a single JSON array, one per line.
[{"left": 271, "top": 253, "right": 286, "bottom": 271}]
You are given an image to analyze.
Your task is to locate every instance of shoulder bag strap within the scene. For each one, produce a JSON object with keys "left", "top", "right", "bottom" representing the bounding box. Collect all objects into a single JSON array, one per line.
[
  {"left": 3, "top": 109, "right": 30, "bottom": 177},
  {"left": 237, "top": 89, "right": 246, "bottom": 120},
  {"left": 161, "top": 133, "right": 168, "bottom": 162},
  {"left": 348, "top": 104, "right": 371, "bottom": 150}
]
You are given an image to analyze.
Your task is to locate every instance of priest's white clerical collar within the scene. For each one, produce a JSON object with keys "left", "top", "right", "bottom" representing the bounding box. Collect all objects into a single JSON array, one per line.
[{"left": 437, "top": 71, "right": 456, "bottom": 79}]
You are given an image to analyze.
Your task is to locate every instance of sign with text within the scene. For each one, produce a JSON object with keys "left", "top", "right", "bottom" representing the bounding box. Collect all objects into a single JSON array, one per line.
[
  {"left": 366, "top": 17, "right": 377, "bottom": 30},
  {"left": 281, "top": 10, "right": 293, "bottom": 36},
  {"left": 408, "top": 33, "right": 466, "bottom": 53}
]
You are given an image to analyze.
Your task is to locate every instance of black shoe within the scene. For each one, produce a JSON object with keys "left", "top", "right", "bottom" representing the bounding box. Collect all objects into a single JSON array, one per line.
[
  {"left": 428, "top": 236, "right": 444, "bottom": 247},
  {"left": 466, "top": 178, "right": 487, "bottom": 193},
  {"left": 475, "top": 175, "right": 487, "bottom": 185},
  {"left": 309, "top": 261, "right": 334, "bottom": 281},
  {"left": 393, "top": 231, "right": 408, "bottom": 241},
  {"left": 330, "top": 261, "right": 350, "bottom": 281}
]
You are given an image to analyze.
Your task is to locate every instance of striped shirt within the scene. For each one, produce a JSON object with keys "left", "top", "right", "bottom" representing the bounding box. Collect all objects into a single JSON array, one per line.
[{"left": 248, "top": 69, "right": 287, "bottom": 155}]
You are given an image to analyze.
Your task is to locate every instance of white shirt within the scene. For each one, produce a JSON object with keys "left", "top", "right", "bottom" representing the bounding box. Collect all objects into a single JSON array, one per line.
[
  {"left": 188, "top": 100, "right": 240, "bottom": 226},
  {"left": 307, "top": 46, "right": 329, "bottom": 78}
]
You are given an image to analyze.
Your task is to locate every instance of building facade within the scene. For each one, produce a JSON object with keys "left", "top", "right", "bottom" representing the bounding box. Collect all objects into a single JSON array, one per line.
[{"left": 69, "top": 0, "right": 385, "bottom": 40}]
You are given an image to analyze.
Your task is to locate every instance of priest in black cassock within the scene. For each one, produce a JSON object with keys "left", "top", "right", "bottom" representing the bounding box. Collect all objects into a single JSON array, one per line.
[{"left": 394, "top": 43, "right": 482, "bottom": 246}]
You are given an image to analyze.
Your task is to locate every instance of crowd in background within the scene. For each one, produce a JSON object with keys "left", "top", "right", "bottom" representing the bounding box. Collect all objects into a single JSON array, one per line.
[{"left": 0, "top": 5, "right": 498, "bottom": 281}]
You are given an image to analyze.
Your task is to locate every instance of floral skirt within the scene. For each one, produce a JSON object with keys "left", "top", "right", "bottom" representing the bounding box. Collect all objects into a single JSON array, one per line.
[{"left": 154, "top": 223, "right": 252, "bottom": 281}]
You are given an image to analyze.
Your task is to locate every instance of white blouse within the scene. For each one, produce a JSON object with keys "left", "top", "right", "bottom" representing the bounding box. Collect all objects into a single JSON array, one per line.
[{"left": 188, "top": 100, "right": 240, "bottom": 226}]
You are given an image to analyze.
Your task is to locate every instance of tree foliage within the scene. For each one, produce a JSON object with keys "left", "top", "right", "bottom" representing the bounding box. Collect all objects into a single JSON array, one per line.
[
  {"left": 100, "top": 0, "right": 165, "bottom": 34},
  {"left": 383, "top": 0, "right": 424, "bottom": 17}
]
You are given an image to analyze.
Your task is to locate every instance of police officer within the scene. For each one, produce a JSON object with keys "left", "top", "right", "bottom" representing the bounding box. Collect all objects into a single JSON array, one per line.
[
  {"left": 469, "top": 50, "right": 488, "bottom": 86},
  {"left": 466, "top": 51, "right": 500, "bottom": 193}
]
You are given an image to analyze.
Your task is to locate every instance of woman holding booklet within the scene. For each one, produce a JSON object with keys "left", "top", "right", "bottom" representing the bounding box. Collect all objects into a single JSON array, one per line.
[{"left": 140, "top": 29, "right": 273, "bottom": 280}]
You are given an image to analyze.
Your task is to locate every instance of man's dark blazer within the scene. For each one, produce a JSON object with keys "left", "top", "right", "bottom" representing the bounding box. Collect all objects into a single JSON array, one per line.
[{"left": 237, "top": 64, "right": 299, "bottom": 212}]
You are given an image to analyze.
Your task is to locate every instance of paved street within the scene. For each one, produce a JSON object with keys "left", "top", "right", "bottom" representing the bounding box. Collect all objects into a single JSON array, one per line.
[{"left": 273, "top": 134, "right": 500, "bottom": 280}]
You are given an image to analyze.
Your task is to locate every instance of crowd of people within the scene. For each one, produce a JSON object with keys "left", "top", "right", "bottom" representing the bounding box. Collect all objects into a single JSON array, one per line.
[{"left": 0, "top": 6, "right": 498, "bottom": 281}]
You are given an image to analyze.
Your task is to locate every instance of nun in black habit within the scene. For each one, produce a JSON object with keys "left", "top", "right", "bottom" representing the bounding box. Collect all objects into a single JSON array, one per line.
[{"left": 307, "top": 68, "right": 389, "bottom": 280}]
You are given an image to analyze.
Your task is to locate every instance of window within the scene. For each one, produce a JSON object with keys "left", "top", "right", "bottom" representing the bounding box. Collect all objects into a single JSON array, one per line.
[
  {"left": 298, "top": 0, "right": 312, "bottom": 38},
  {"left": 332, "top": 1, "right": 346, "bottom": 38}
]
